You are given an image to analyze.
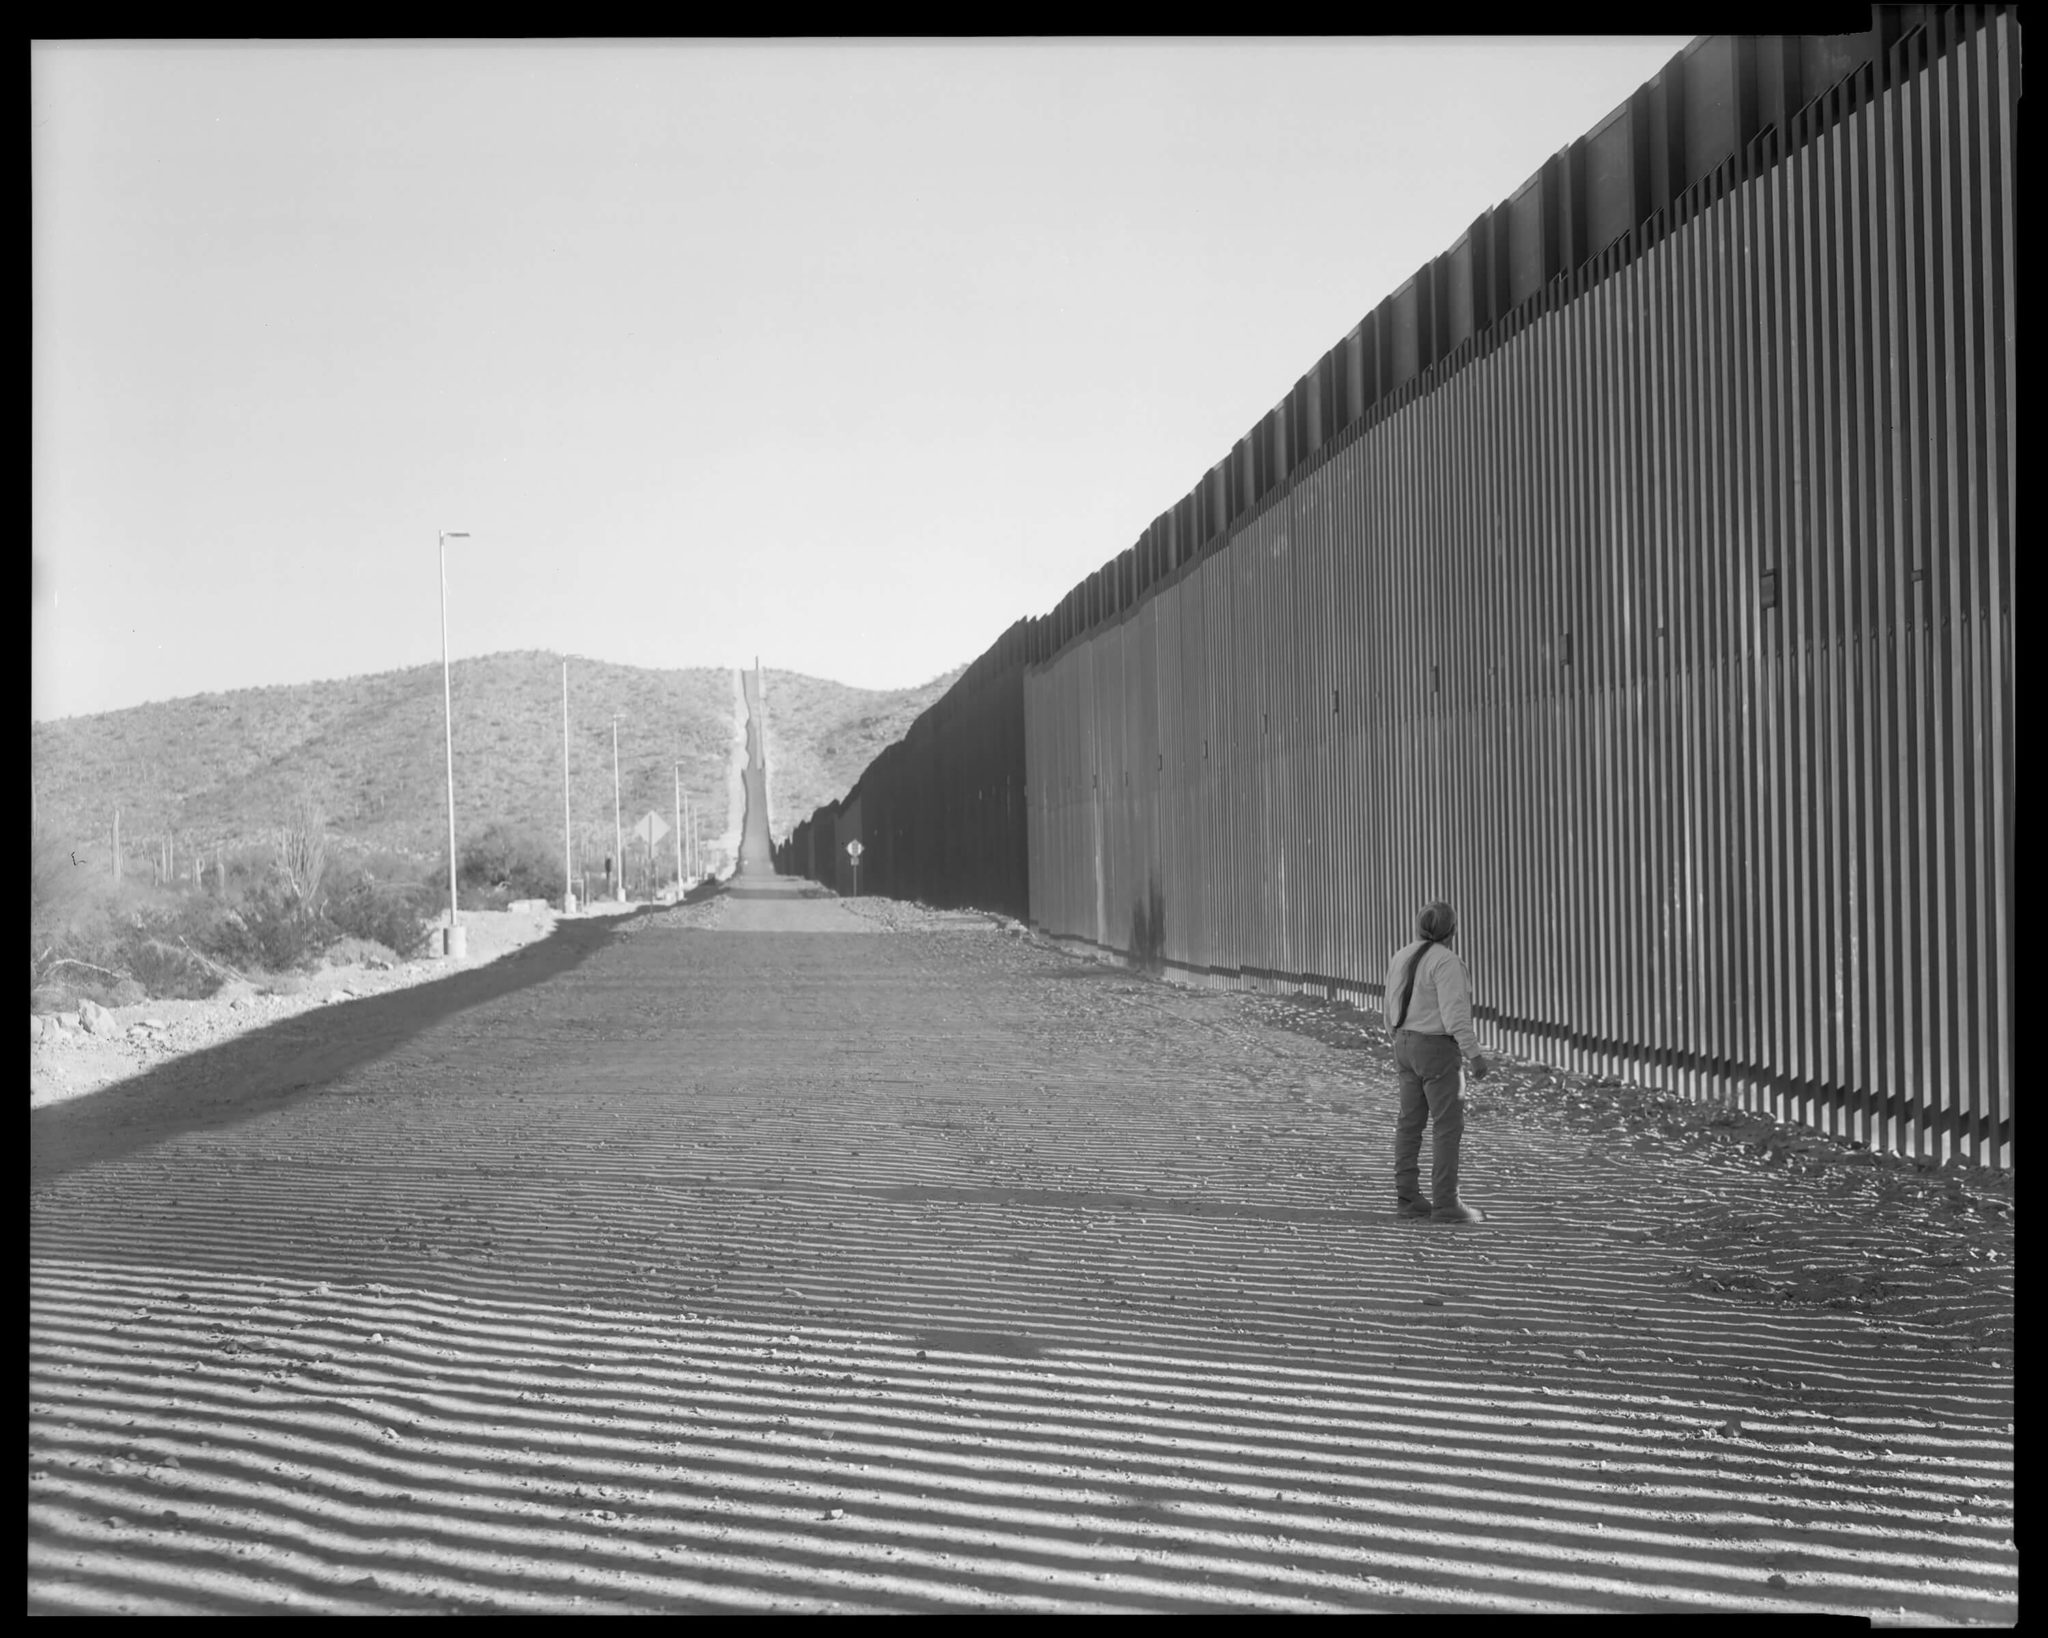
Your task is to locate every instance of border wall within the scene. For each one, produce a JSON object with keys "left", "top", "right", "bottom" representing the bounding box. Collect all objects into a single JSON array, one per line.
[
  {"left": 774, "top": 627, "right": 1030, "bottom": 915},
  {"left": 779, "top": 7, "right": 2016, "bottom": 1167}
]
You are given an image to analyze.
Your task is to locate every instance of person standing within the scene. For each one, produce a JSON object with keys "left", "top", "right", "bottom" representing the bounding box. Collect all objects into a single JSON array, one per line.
[{"left": 1384, "top": 900, "right": 1492, "bottom": 1223}]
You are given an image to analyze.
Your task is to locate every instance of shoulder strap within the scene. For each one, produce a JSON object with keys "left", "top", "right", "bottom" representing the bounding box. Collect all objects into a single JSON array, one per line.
[{"left": 1390, "top": 937, "right": 1440, "bottom": 1031}]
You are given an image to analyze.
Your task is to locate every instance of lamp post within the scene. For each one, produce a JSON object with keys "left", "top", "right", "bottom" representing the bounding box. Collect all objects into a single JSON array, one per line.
[
  {"left": 438, "top": 530, "right": 471, "bottom": 958},
  {"left": 684, "top": 765, "right": 700, "bottom": 896},
  {"left": 611, "top": 713, "right": 625, "bottom": 903},
  {"left": 561, "top": 660, "right": 576, "bottom": 914}
]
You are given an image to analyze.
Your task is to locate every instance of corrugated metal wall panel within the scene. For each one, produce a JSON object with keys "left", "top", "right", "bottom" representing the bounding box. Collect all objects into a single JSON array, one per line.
[
  {"left": 783, "top": 12, "right": 2012, "bottom": 1169},
  {"left": 1011, "top": 12, "right": 2012, "bottom": 1165}
]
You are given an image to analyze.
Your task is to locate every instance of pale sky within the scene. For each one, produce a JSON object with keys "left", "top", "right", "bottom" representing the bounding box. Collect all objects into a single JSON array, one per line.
[{"left": 32, "top": 36, "right": 1692, "bottom": 721}]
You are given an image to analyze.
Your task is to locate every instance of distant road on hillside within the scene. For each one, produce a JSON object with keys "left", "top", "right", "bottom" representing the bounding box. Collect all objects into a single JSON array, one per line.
[{"left": 738, "top": 666, "right": 775, "bottom": 877}]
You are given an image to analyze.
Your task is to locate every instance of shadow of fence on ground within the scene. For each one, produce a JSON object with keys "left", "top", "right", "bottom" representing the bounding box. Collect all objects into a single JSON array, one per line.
[{"left": 30, "top": 916, "right": 638, "bottom": 1187}]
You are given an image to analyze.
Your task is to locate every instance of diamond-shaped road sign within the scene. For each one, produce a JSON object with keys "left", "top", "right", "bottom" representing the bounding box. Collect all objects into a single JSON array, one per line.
[{"left": 633, "top": 811, "right": 671, "bottom": 847}]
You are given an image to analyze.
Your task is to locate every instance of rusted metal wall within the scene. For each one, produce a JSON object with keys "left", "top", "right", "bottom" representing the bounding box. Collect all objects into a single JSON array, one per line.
[
  {"left": 782, "top": 9, "right": 2015, "bottom": 1164},
  {"left": 776, "top": 624, "right": 1030, "bottom": 917},
  {"left": 1026, "top": 9, "right": 2015, "bottom": 1166}
]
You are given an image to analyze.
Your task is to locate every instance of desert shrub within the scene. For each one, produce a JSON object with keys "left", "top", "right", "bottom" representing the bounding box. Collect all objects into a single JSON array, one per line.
[
  {"left": 446, "top": 822, "right": 558, "bottom": 909},
  {"left": 31, "top": 825, "right": 119, "bottom": 990},
  {"left": 31, "top": 827, "right": 89, "bottom": 938},
  {"left": 273, "top": 789, "right": 330, "bottom": 917},
  {"left": 218, "top": 842, "right": 280, "bottom": 895},
  {"left": 106, "top": 886, "right": 249, "bottom": 989},
  {"left": 29, "top": 826, "right": 189, "bottom": 1005},
  {"left": 120, "top": 934, "right": 227, "bottom": 1001},
  {"left": 322, "top": 864, "right": 433, "bottom": 959},
  {"left": 357, "top": 845, "right": 432, "bottom": 879},
  {"left": 32, "top": 963, "right": 138, "bottom": 1011},
  {"left": 25, "top": 867, "right": 247, "bottom": 1006},
  {"left": 205, "top": 878, "right": 336, "bottom": 973}
]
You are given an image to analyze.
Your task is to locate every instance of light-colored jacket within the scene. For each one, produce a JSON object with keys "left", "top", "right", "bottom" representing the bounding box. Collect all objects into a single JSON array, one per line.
[{"left": 1382, "top": 939, "right": 1479, "bottom": 1057}]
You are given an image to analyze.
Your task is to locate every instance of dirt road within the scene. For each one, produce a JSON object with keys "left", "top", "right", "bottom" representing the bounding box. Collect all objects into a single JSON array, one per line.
[{"left": 28, "top": 884, "right": 2014, "bottom": 1616}]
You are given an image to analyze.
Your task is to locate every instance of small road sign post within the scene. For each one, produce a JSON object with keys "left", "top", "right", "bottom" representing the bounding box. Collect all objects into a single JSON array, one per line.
[
  {"left": 632, "top": 812, "right": 671, "bottom": 899},
  {"left": 846, "top": 838, "right": 863, "bottom": 897}
]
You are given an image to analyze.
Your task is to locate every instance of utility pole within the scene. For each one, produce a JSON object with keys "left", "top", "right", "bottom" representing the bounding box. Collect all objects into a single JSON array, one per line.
[
  {"left": 438, "top": 529, "right": 472, "bottom": 958},
  {"left": 561, "top": 660, "right": 575, "bottom": 913},
  {"left": 611, "top": 714, "right": 624, "bottom": 903},
  {"left": 673, "top": 763, "right": 684, "bottom": 894},
  {"left": 113, "top": 806, "right": 121, "bottom": 883}
]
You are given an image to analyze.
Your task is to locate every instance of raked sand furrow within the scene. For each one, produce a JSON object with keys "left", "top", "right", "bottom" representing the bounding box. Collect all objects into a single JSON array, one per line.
[{"left": 30, "top": 896, "right": 2014, "bottom": 1617}]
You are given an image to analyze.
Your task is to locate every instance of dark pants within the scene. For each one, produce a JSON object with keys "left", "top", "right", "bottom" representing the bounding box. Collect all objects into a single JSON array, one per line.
[{"left": 1393, "top": 1029, "right": 1465, "bottom": 1208}]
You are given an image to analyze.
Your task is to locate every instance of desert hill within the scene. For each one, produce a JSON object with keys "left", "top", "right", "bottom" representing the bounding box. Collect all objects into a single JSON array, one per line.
[
  {"left": 31, "top": 652, "right": 963, "bottom": 882},
  {"left": 759, "top": 669, "right": 967, "bottom": 842}
]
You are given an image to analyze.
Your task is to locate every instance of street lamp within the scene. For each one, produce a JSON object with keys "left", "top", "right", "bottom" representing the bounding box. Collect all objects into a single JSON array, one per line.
[
  {"left": 611, "top": 712, "right": 625, "bottom": 904},
  {"left": 438, "top": 530, "right": 471, "bottom": 959},
  {"left": 561, "top": 659, "right": 576, "bottom": 914},
  {"left": 684, "top": 765, "right": 700, "bottom": 900}
]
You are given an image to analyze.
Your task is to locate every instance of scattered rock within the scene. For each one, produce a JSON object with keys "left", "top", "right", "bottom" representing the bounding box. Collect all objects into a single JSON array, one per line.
[{"left": 77, "top": 998, "right": 113, "bottom": 1037}]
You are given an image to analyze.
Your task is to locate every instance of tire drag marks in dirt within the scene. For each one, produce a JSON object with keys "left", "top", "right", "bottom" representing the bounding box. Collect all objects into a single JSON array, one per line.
[{"left": 28, "top": 916, "right": 2015, "bottom": 1615}]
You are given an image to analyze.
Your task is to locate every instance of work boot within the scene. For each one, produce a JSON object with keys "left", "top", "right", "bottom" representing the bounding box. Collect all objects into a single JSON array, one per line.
[
  {"left": 1397, "top": 1197, "right": 1434, "bottom": 1218},
  {"left": 1429, "top": 1200, "right": 1485, "bottom": 1224}
]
